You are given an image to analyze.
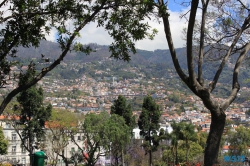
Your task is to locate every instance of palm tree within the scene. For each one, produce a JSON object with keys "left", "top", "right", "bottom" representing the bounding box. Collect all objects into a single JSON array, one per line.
[
  {"left": 167, "top": 122, "right": 181, "bottom": 165},
  {"left": 180, "top": 123, "right": 197, "bottom": 163},
  {"left": 168, "top": 121, "right": 197, "bottom": 164}
]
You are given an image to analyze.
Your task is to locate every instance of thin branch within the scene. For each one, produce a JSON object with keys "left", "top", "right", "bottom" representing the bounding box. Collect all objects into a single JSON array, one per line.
[
  {"left": 0, "top": 0, "right": 8, "bottom": 8},
  {"left": 0, "top": 11, "right": 59, "bottom": 24},
  {"left": 222, "top": 43, "right": 250, "bottom": 110},
  {"left": 209, "top": 14, "right": 250, "bottom": 92},
  {"left": 238, "top": 0, "right": 250, "bottom": 10}
]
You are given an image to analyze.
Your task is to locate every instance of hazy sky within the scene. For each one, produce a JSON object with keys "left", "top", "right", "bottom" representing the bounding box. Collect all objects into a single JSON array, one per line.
[{"left": 46, "top": 1, "right": 188, "bottom": 51}]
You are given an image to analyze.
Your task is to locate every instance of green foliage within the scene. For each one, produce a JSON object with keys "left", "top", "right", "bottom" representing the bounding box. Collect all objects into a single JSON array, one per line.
[
  {"left": 227, "top": 126, "right": 250, "bottom": 156},
  {"left": 197, "top": 131, "right": 208, "bottom": 149},
  {"left": 15, "top": 66, "right": 52, "bottom": 148},
  {"left": 0, "top": 0, "right": 157, "bottom": 114},
  {"left": 0, "top": 126, "right": 8, "bottom": 155},
  {"left": 82, "top": 112, "right": 130, "bottom": 166},
  {"left": 45, "top": 109, "right": 82, "bottom": 165},
  {"left": 138, "top": 95, "right": 162, "bottom": 165},
  {"left": 111, "top": 95, "right": 136, "bottom": 131},
  {"left": 168, "top": 93, "right": 181, "bottom": 103},
  {"left": 166, "top": 122, "right": 198, "bottom": 164},
  {"left": 162, "top": 141, "right": 203, "bottom": 164},
  {"left": 49, "top": 109, "right": 79, "bottom": 128}
]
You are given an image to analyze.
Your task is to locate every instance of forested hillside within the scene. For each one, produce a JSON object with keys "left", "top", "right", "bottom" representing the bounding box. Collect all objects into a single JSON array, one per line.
[{"left": 14, "top": 40, "right": 250, "bottom": 103}]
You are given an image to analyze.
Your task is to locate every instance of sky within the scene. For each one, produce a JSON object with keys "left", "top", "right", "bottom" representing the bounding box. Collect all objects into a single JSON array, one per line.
[{"left": 46, "top": 1, "right": 188, "bottom": 51}]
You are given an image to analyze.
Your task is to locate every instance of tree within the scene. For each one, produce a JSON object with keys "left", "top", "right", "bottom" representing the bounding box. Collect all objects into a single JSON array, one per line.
[
  {"left": 138, "top": 95, "right": 161, "bottom": 166},
  {"left": 44, "top": 109, "right": 80, "bottom": 166},
  {"left": 78, "top": 112, "right": 110, "bottom": 166},
  {"left": 227, "top": 126, "right": 250, "bottom": 156},
  {"left": 180, "top": 123, "right": 197, "bottom": 163},
  {"left": 77, "top": 112, "right": 130, "bottom": 166},
  {"left": 110, "top": 95, "right": 137, "bottom": 166},
  {"left": 0, "top": 0, "right": 157, "bottom": 113},
  {"left": 0, "top": 126, "right": 8, "bottom": 155},
  {"left": 156, "top": 0, "right": 250, "bottom": 165},
  {"left": 14, "top": 65, "right": 52, "bottom": 165},
  {"left": 163, "top": 141, "right": 203, "bottom": 165},
  {"left": 106, "top": 114, "right": 130, "bottom": 166},
  {"left": 169, "top": 122, "right": 197, "bottom": 164},
  {"left": 111, "top": 95, "right": 135, "bottom": 131}
]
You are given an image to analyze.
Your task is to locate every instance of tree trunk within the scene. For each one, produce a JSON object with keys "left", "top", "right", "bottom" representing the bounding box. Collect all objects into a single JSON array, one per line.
[
  {"left": 175, "top": 145, "right": 178, "bottom": 165},
  {"left": 204, "top": 111, "right": 226, "bottom": 166},
  {"left": 186, "top": 140, "right": 189, "bottom": 163},
  {"left": 29, "top": 134, "right": 34, "bottom": 166},
  {"left": 122, "top": 148, "right": 125, "bottom": 166},
  {"left": 149, "top": 149, "right": 152, "bottom": 166}
]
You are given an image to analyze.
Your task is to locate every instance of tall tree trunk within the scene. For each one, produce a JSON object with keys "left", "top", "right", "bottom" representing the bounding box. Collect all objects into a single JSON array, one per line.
[
  {"left": 122, "top": 148, "right": 124, "bottom": 166},
  {"left": 29, "top": 134, "right": 33, "bottom": 166},
  {"left": 175, "top": 144, "right": 178, "bottom": 165},
  {"left": 186, "top": 139, "right": 189, "bottom": 163},
  {"left": 204, "top": 110, "right": 226, "bottom": 166},
  {"left": 149, "top": 149, "right": 152, "bottom": 166}
]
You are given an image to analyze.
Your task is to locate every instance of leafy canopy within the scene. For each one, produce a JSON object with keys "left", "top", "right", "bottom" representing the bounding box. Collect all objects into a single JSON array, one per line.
[
  {"left": 15, "top": 65, "right": 52, "bottom": 145},
  {"left": 0, "top": 0, "right": 157, "bottom": 113}
]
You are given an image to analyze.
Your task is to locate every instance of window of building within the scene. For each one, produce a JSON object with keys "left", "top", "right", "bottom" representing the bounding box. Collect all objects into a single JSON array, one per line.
[
  {"left": 12, "top": 158, "right": 16, "bottom": 163},
  {"left": 12, "top": 146, "right": 16, "bottom": 154},
  {"left": 21, "top": 158, "right": 26, "bottom": 165},
  {"left": 71, "top": 147, "right": 75, "bottom": 152},
  {"left": 12, "top": 133, "right": 16, "bottom": 141},
  {"left": 6, "top": 123, "right": 10, "bottom": 129},
  {"left": 78, "top": 136, "right": 81, "bottom": 141},
  {"left": 21, "top": 146, "right": 26, "bottom": 153}
]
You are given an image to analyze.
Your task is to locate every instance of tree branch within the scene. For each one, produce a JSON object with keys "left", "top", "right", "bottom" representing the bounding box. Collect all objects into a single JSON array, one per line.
[
  {"left": 158, "top": 0, "right": 189, "bottom": 85},
  {"left": 222, "top": 43, "right": 250, "bottom": 110},
  {"left": 186, "top": 0, "right": 199, "bottom": 87},
  {"left": 209, "top": 14, "right": 250, "bottom": 92},
  {"left": 0, "top": 0, "right": 8, "bottom": 8},
  {"left": 0, "top": 1, "right": 108, "bottom": 114},
  {"left": 197, "top": 0, "right": 209, "bottom": 86}
]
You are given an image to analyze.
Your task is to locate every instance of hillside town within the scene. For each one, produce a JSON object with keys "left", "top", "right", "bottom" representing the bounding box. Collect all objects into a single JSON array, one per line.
[
  {"left": 2, "top": 60, "right": 250, "bottom": 128},
  {"left": 1, "top": 59, "right": 250, "bottom": 165}
]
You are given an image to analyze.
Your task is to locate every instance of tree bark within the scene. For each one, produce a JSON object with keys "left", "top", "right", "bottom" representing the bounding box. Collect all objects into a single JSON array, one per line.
[
  {"left": 186, "top": 139, "right": 189, "bottom": 163},
  {"left": 175, "top": 145, "right": 178, "bottom": 165},
  {"left": 204, "top": 110, "right": 226, "bottom": 166},
  {"left": 149, "top": 149, "right": 152, "bottom": 166}
]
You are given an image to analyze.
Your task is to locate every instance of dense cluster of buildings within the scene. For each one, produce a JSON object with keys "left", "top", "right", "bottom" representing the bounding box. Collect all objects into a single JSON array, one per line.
[{"left": 1, "top": 62, "right": 250, "bottom": 165}]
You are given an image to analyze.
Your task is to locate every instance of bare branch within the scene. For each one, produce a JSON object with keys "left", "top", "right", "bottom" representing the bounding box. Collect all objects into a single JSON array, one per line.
[
  {"left": 197, "top": 0, "right": 209, "bottom": 86},
  {"left": 186, "top": 0, "right": 199, "bottom": 87},
  {"left": 158, "top": 0, "right": 189, "bottom": 86},
  {"left": 209, "top": 14, "right": 250, "bottom": 92},
  {"left": 221, "top": 43, "right": 250, "bottom": 110},
  {"left": 0, "top": 0, "right": 8, "bottom": 8},
  {"left": 238, "top": 0, "right": 250, "bottom": 10}
]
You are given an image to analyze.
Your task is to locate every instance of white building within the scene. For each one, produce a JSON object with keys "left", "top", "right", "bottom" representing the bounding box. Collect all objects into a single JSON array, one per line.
[
  {"left": 0, "top": 115, "right": 86, "bottom": 166},
  {"left": 0, "top": 115, "right": 107, "bottom": 166},
  {"left": 0, "top": 116, "right": 29, "bottom": 166}
]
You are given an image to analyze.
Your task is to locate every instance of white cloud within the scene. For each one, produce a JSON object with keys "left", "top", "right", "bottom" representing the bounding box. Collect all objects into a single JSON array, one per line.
[
  {"left": 78, "top": 23, "right": 113, "bottom": 45},
  {"left": 45, "top": 10, "right": 187, "bottom": 51},
  {"left": 135, "top": 11, "right": 187, "bottom": 50},
  {"left": 45, "top": 27, "right": 57, "bottom": 42}
]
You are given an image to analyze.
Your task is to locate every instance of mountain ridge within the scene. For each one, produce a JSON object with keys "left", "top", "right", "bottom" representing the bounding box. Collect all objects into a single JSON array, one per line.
[{"left": 15, "top": 40, "right": 250, "bottom": 89}]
